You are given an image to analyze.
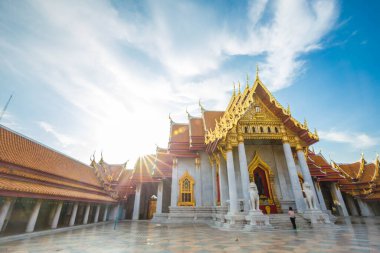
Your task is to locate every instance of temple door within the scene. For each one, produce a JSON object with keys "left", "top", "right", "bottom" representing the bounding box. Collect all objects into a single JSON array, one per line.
[
  {"left": 147, "top": 196, "right": 157, "bottom": 219},
  {"left": 248, "top": 153, "right": 280, "bottom": 214}
]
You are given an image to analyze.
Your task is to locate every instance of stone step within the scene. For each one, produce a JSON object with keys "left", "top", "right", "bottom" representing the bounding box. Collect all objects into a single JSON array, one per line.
[{"left": 268, "top": 214, "right": 311, "bottom": 229}]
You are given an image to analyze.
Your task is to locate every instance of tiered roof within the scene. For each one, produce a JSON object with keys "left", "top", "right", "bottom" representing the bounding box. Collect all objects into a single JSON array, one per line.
[
  {"left": 332, "top": 154, "right": 379, "bottom": 200},
  {"left": 0, "top": 125, "right": 116, "bottom": 203},
  {"left": 91, "top": 157, "right": 132, "bottom": 200},
  {"left": 307, "top": 150, "right": 344, "bottom": 182}
]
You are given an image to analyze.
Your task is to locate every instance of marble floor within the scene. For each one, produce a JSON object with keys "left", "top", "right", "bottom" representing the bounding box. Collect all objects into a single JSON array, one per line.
[{"left": 0, "top": 217, "right": 380, "bottom": 253}]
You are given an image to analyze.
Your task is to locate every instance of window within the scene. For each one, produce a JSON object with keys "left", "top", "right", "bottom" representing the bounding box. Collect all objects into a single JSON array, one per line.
[
  {"left": 255, "top": 106, "right": 261, "bottom": 113},
  {"left": 252, "top": 127, "right": 256, "bottom": 133},
  {"left": 178, "top": 171, "right": 195, "bottom": 206},
  {"left": 260, "top": 126, "right": 264, "bottom": 133},
  {"left": 275, "top": 127, "right": 279, "bottom": 133},
  {"left": 267, "top": 127, "right": 271, "bottom": 133}
]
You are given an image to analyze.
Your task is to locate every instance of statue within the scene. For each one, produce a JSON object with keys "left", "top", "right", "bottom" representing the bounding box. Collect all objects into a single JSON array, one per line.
[
  {"left": 249, "top": 182, "right": 260, "bottom": 211},
  {"left": 303, "top": 182, "right": 316, "bottom": 209},
  {"left": 254, "top": 172, "right": 265, "bottom": 196}
]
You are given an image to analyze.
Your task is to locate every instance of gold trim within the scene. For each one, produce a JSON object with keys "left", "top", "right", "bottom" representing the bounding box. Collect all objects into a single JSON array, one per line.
[
  {"left": 248, "top": 152, "right": 281, "bottom": 212},
  {"left": 178, "top": 171, "right": 195, "bottom": 206}
]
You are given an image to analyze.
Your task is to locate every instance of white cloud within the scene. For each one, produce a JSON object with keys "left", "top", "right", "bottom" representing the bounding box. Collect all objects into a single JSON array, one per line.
[
  {"left": 38, "top": 121, "right": 78, "bottom": 148},
  {"left": 319, "top": 130, "right": 379, "bottom": 149},
  {"left": 0, "top": 0, "right": 339, "bottom": 164},
  {"left": 223, "top": 0, "right": 338, "bottom": 90}
]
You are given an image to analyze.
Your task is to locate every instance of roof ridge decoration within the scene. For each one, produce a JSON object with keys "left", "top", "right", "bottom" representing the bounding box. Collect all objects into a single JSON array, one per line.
[
  {"left": 199, "top": 99, "right": 206, "bottom": 114},
  {"left": 373, "top": 154, "right": 380, "bottom": 182},
  {"left": 332, "top": 153, "right": 366, "bottom": 182},
  {"left": 169, "top": 113, "right": 174, "bottom": 125},
  {"left": 205, "top": 74, "right": 319, "bottom": 145},
  {"left": 256, "top": 64, "right": 260, "bottom": 81}
]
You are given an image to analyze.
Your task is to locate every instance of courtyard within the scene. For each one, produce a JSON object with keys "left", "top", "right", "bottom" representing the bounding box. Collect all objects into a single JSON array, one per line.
[{"left": 0, "top": 217, "right": 379, "bottom": 253}]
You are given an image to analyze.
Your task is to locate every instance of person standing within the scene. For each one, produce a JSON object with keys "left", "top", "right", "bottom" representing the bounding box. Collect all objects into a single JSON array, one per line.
[{"left": 288, "top": 207, "right": 296, "bottom": 229}]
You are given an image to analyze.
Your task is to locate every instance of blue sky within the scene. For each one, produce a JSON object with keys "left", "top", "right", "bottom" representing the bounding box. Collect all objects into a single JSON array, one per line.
[{"left": 0, "top": 0, "right": 379, "bottom": 165}]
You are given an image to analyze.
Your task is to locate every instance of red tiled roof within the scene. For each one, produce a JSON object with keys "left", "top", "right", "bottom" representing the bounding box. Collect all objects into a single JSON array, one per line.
[
  {"left": 203, "top": 111, "right": 224, "bottom": 131},
  {"left": 0, "top": 126, "right": 101, "bottom": 187}
]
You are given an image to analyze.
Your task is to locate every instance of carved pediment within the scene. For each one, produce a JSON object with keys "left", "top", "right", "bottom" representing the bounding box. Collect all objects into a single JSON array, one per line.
[{"left": 240, "top": 94, "right": 281, "bottom": 123}]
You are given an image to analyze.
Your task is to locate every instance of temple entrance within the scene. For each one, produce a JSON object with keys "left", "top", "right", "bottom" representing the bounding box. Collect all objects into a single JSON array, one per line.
[
  {"left": 147, "top": 195, "right": 157, "bottom": 219},
  {"left": 248, "top": 153, "right": 280, "bottom": 214}
]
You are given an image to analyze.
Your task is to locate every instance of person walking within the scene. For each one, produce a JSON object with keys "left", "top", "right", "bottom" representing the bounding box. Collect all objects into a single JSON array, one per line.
[{"left": 288, "top": 207, "right": 296, "bottom": 229}]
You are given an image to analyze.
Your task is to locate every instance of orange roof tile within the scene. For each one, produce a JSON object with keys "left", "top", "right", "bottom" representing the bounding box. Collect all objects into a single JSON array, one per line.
[
  {"left": 0, "top": 177, "right": 115, "bottom": 203},
  {"left": 0, "top": 126, "right": 101, "bottom": 187},
  {"left": 203, "top": 111, "right": 224, "bottom": 131},
  {"left": 338, "top": 162, "right": 361, "bottom": 180}
]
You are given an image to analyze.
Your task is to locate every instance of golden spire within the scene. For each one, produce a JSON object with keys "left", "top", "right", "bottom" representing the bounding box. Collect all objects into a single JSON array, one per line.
[
  {"left": 256, "top": 64, "right": 260, "bottom": 80},
  {"left": 238, "top": 82, "right": 241, "bottom": 94},
  {"left": 233, "top": 82, "right": 236, "bottom": 97},
  {"left": 246, "top": 74, "right": 249, "bottom": 89}
]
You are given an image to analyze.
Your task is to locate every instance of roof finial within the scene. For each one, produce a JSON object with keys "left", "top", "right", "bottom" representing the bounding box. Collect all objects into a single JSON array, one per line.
[
  {"left": 304, "top": 118, "right": 308, "bottom": 129},
  {"left": 169, "top": 113, "right": 174, "bottom": 124},
  {"left": 186, "top": 107, "right": 192, "bottom": 119},
  {"left": 199, "top": 99, "right": 206, "bottom": 113},
  {"left": 100, "top": 151, "right": 104, "bottom": 163},
  {"left": 238, "top": 82, "right": 241, "bottom": 94},
  {"left": 246, "top": 74, "right": 250, "bottom": 89},
  {"left": 286, "top": 104, "right": 291, "bottom": 115},
  {"left": 314, "top": 128, "right": 318, "bottom": 137},
  {"left": 233, "top": 82, "right": 236, "bottom": 97},
  {"left": 256, "top": 64, "right": 260, "bottom": 80}
]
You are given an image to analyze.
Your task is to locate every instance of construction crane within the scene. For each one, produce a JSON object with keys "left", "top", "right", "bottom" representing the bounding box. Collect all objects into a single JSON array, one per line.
[{"left": 0, "top": 94, "right": 13, "bottom": 122}]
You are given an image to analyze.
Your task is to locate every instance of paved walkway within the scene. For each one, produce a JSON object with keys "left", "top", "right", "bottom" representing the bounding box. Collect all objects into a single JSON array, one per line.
[{"left": 0, "top": 217, "right": 379, "bottom": 253}]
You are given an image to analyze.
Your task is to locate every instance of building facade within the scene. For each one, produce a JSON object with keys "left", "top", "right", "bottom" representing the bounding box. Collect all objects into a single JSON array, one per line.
[{"left": 1, "top": 73, "right": 379, "bottom": 236}]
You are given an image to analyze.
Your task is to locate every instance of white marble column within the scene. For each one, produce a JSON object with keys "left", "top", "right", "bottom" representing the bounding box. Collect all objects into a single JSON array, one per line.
[
  {"left": 83, "top": 204, "right": 91, "bottom": 224},
  {"left": 282, "top": 141, "right": 305, "bottom": 212},
  {"left": 69, "top": 203, "right": 78, "bottom": 226},
  {"left": 94, "top": 205, "right": 101, "bottom": 223},
  {"left": 296, "top": 147, "right": 320, "bottom": 209},
  {"left": 218, "top": 158, "right": 229, "bottom": 206},
  {"left": 132, "top": 183, "right": 142, "bottom": 220},
  {"left": 357, "top": 198, "right": 375, "bottom": 217},
  {"left": 210, "top": 159, "right": 218, "bottom": 206},
  {"left": 330, "top": 183, "right": 349, "bottom": 217},
  {"left": 0, "top": 198, "right": 13, "bottom": 231},
  {"left": 238, "top": 140, "right": 250, "bottom": 212},
  {"left": 51, "top": 201, "right": 63, "bottom": 229},
  {"left": 156, "top": 181, "right": 164, "bottom": 214},
  {"left": 170, "top": 158, "right": 179, "bottom": 207},
  {"left": 195, "top": 157, "right": 202, "bottom": 207},
  {"left": 345, "top": 195, "right": 359, "bottom": 216},
  {"left": 26, "top": 199, "right": 42, "bottom": 233},
  {"left": 314, "top": 181, "right": 327, "bottom": 211},
  {"left": 103, "top": 205, "right": 108, "bottom": 221},
  {"left": 226, "top": 144, "right": 239, "bottom": 215}
]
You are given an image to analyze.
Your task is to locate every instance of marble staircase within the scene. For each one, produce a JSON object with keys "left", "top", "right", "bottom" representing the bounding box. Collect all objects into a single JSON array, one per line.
[{"left": 268, "top": 214, "right": 312, "bottom": 229}]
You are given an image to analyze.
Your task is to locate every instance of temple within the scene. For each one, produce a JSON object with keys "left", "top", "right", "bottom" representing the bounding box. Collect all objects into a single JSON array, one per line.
[{"left": 1, "top": 72, "right": 379, "bottom": 235}]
